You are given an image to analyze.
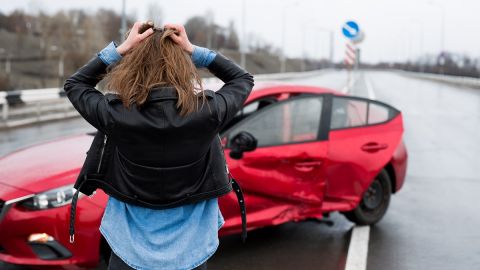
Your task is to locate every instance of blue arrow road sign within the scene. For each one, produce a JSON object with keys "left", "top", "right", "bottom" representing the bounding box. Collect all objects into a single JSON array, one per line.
[{"left": 342, "top": 21, "right": 360, "bottom": 39}]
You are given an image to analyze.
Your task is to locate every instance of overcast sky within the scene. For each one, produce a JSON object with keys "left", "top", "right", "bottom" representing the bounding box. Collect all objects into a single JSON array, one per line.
[{"left": 1, "top": 0, "right": 478, "bottom": 63}]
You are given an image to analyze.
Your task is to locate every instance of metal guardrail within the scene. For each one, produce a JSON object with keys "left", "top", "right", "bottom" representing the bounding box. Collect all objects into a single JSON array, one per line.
[
  {"left": 2, "top": 69, "right": 477, "bottom": 129},
  {"left": 399, "top": 71, "right": 480, "bottom": 89},
  {"left": 0, "top": 91, "right": 7, "bottom": 121},
  {"left": 0, "top": 69, "right": 328, "bottom": 128},
  {"left": 0, "top": 88, "right": 69, "bottom": 121}
]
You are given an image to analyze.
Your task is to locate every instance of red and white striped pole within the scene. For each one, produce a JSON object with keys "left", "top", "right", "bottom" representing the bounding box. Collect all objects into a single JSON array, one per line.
[
  {"left": 344, "top": 41, "right": 357, "bottom": 70},
  {"left": 344, "top": 41, "right": 357, "bottom": 92}
]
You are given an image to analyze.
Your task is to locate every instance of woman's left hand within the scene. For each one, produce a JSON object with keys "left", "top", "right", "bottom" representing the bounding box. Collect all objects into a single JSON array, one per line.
[{"left": 116, "top": 21, "right": 155, "bottom": 56}]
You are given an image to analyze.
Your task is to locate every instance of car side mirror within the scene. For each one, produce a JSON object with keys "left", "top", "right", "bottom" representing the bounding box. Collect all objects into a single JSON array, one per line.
[{"left": 229, "top": 131, "right": 258, "bottom": 160}]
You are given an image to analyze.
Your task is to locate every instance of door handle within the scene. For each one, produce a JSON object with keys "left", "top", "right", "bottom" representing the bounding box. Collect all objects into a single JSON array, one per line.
[
  {"left": 361, "top": 142, "right": 388, "bottom": 153},
  {"left": 294, "top": 160, "right": 323, "bottom": 172}
]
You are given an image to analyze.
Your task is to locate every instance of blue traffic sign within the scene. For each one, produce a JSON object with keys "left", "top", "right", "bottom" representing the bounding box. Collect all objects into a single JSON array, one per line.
[{"left": 342, "top": 21, "right": 360, "bottom": 39}]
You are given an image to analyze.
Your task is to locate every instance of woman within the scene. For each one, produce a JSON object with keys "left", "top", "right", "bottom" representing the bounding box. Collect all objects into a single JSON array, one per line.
[{"left": 64, "top": 21, "right": 254, "bottom": 270}]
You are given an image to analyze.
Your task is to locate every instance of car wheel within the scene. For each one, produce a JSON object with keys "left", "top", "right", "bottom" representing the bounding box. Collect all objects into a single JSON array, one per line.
[{"left": 343, "top": 169, "right": 392, "bottom": 225}]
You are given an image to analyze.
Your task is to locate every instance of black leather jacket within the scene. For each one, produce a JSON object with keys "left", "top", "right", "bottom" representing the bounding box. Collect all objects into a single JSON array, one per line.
[{"left": 64, "top": 53, "right": 254, "bottom": 242}]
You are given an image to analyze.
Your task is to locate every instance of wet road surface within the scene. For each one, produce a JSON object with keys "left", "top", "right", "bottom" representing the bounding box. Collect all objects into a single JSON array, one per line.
[
  {"left": 0, "top": 118, "right": 93, "bottom": 156},
  {"left": 209, "top": 71, "right": 480, "bottom": 270},
  {"left": 1, "top": 70, "right": 480, "bottom": 269},
  {"left": 362, "top": 72, "right": 480, "bottom": 270}
]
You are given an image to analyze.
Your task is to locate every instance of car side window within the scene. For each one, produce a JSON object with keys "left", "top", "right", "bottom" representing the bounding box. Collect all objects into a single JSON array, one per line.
[
  {"left": 227, "top": 97, "right": 323, "bottom": 148},
  {"left": 331, "top": 97, "right": 368, "bottom": 129},
  {"left": 368, "top": 103, "right": 390, "bottom": 124},
  {"left": 331, "top": 97, "right": 397, "bottom": 129},
  {"left": 220, "top": 97, "right": 277, "bottom": 133}
]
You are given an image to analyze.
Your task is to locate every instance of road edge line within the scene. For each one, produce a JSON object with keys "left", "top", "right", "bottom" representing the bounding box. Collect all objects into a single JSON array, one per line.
[{"left": 345, "top": 225, "right": 370, "bottom": 270}]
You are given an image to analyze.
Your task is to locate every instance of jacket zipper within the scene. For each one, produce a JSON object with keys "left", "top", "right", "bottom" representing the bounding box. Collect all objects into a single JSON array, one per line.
[{"left": 97, "top": 135, "right": 108, "bottom": 173}]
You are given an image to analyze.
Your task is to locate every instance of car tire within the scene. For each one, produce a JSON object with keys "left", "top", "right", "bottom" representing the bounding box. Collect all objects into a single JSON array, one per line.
[{"left": 343, "top": 169, "right": 392, "bottom": 225}]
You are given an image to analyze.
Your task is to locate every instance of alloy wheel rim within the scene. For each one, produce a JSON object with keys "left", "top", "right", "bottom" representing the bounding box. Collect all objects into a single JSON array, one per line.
[{"left": 362, "top": 179, "right": 383, "bottom": 210}]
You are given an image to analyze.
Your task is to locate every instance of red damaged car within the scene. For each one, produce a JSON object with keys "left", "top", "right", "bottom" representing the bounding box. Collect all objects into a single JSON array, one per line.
[{"left": 0, "top": 83, "right": 407, "bottom": 269}]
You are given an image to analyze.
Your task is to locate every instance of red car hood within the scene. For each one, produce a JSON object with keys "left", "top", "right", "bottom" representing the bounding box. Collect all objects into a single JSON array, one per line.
[
  {"left": 0, "top": 134, "right": 93, "bottom": 194},
  {"left": 0, "top": 182, "right": 32, "bottom": 202}
]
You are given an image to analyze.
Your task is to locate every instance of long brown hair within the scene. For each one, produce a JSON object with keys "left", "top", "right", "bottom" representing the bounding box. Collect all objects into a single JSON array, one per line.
[{"left": 105, "top": 25, "right": 205, "bottom": 116}]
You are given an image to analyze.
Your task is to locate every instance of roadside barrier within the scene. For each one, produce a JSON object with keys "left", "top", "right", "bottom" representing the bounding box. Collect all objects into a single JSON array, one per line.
[
  {"left": 0, "top": 70, "right": 331, "bottom": 129},
  {"left": 398, "top": 71, "right": 480, "bottom": 89},
  {"left": 0, "top": 88, "right": 74, "bottom": 128},
  {"left": 2, "top": 69, "right": 475, "bottom": 129}
]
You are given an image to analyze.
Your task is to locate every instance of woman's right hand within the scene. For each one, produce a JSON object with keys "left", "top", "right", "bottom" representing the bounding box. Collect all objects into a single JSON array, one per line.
[{"left": 164, "top": 24, "right": 194, "bottom": 55}]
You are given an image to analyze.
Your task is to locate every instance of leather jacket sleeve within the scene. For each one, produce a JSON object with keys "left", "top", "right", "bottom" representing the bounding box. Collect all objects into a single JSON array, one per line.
[
  {"left": 207, "top": 53, "right": 255, "bottom": 131},
  {"left": 63, "top": 57, "right": 114, "bottom": 134}
]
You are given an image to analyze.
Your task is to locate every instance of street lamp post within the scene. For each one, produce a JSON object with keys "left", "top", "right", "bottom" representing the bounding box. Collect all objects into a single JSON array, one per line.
[
  {"left": 428, "top": 1, "right": 446, "bottom": 73},
  {"left": 301, "top": 31, "right": 307, "bottom": 72},
  {"left": 58, "top": 51, "right": 64, "bottom": 88},
  {"left": 0, "top": 48, "right": 11, "bottom": 75},
  {"left": 317, "top": 29, "right": 335, "bottom": 68},
  {"left": 120, "top": 0, "right": 127, "bottom": 41},
  {"left": 280, "top": 1, "right": 298, "bottom": 73},
  {"left": 304, "top": 24, "right": 335, "bottom": 69},
  {"left": 329, "top": 30, "right": 334, "bottom": 68},
  {"left": 240, "top": 0, "right": 247, "bottom": 68},
  {"left": 50, "top": 45, "right": 64, "bottom": 88},
  {"left": 428, "top": 1, "right": 445, "bottom": 51},
  {"left": 206, "top": 13, "right": 213, "bottom": 49},
  {"left": 410, "top": 18, "right": 425, "bottom": 72},
  {"left": 5, "top": 54, "right": 11, "bottom": 75}
]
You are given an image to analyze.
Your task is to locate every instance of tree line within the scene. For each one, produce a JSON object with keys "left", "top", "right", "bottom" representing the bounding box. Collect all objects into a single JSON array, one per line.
[{"left": 0, "top": 8, "right": 264, "bottom": 90}]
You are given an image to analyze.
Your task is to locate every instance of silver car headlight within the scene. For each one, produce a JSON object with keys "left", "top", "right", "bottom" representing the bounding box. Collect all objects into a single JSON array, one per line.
[{"left": 20, "top": 184, "right": 84, "bottom": 210}]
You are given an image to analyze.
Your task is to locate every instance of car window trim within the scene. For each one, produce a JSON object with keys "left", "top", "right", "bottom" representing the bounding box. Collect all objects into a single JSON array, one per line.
[
  {"left": 329, "top": 95, "right": 401, "bottom": 131},
  {"left": 221, "top": 94, "right": 327, "bottom": 149},
  {"left": 237, "top": 96, "right": 278, "bottom": 117}
]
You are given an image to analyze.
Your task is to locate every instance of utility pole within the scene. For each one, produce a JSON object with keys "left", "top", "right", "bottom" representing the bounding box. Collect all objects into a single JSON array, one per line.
[
  {"left": 329, "top": 31, "right": 334, "bottom": 68},
  {"left": 240, "top": 0, "right": 246, "bottom": 68},
  {"left": 120, "top": 0, "right": 127, "bottom": 41},
  {"left": 280, "top": 6, "right": 287, "bottom": 73},
  {"left": 306, "top": 25, "right": 335, "bottom": 69},
  {"left": 280, "top": 2, "right": 298, "bottom": 73},
  {"left": 5, "top": 54, "right": 11, "bottom": 75},
  {"left": 206, "top": 11, "right": 214, "bottom": 49},
  {"left": 301, "top": 31, "right": 306, "bottom": 72},
  {"left": 428, "top": 1, "right": 446, "bottom": 74},
  {"left": 58, "top": 51, "right": 64, "bottom": 88}
]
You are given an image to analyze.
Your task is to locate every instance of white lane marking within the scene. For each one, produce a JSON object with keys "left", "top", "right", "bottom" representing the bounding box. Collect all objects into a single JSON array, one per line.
[
  {"left": 364, "top": 75, "right": 376, "bottom": 100},
  {"left": 342, "top": 72, "right": 357, "bottom": 94},
  {"left": 345, "top": 225, "right": 370, "bottom": 270}
]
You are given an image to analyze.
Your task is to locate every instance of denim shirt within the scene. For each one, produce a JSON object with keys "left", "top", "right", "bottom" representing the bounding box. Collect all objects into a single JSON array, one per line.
[{"left": 97, "top": 41, "right": 222, "bottom": 270}]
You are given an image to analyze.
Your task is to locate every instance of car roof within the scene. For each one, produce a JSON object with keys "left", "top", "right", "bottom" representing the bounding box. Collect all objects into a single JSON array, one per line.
[{"left": 247, "top": 81, "right": 343, "bottom": 102}]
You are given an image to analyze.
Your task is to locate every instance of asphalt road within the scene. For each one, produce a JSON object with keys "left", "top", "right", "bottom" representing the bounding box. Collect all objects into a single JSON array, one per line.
[
  {"left": 1, "top": 70, "right": 479, "bottom": 269},
  {"left": 210, "top": 71, "right": 480, "bottom": 270}
]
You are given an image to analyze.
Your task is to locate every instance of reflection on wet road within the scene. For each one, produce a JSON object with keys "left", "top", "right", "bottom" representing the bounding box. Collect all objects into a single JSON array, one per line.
[{"left": 0, "top": 118, "right": 93, "bottom": 156}]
